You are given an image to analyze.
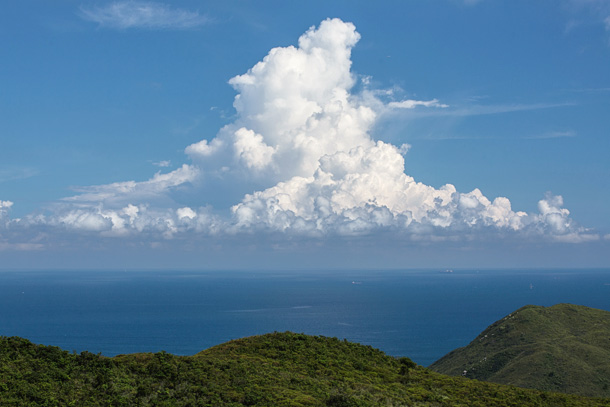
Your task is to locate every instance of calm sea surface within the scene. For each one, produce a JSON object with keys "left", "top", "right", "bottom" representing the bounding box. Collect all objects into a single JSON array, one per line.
[{"left": 1, "top": 269, "right": 609, "bottom": 366}]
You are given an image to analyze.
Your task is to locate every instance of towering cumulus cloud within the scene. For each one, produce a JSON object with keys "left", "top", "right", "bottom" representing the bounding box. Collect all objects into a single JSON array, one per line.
[
  {"left": 0, "top": 19, "right": 596, "bottom": 244},
  {"left": 199, "top": 18, "right": 589, "bottom": 242},
  {"left": 186, "top": 18, "right": 374, "bottom": 183}
]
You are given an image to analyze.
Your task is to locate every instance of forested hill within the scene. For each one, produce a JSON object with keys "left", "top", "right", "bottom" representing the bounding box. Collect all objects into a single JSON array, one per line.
[
  {"left": 1, "top": 332, "right": 609, "bottom": 406},
  {"left": 430, "top": 303, "right": 610, "bottom": 398}
]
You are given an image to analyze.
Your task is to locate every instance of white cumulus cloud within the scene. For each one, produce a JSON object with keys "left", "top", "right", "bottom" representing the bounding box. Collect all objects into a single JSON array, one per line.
[
  {"left": 233, "top": 128, "right": 276, "bottom": 170},
  {"left": 185, "top": 138, "right": 224, "bottom": 158},
  {"left": 0, "top": 201, "right": 13, "bottom": 225},
  {"left": 221, "top": 19, "right": 589, "bottom": 241},
  {"left": 187, "top": 18, "right": 375, "bottom": 185},
  {"left": 0, "top": 18, "right": 598, "bottom": 246},
  {"left": 230, "top": 140, "right": 532, "bottom": 236}
]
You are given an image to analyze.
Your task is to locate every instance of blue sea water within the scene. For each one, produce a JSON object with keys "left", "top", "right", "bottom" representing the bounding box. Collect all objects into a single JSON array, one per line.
[{"left": 1, "top": 269, "right": 609, "bottom": 366}]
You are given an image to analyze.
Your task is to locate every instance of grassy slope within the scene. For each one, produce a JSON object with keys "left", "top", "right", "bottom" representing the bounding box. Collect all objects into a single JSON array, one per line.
[
  {"left": 429, "top": 303, "right": 610, "bottom": 397},
  {"left": 2, "top": 332, "right": 609, "bottom": 406}
]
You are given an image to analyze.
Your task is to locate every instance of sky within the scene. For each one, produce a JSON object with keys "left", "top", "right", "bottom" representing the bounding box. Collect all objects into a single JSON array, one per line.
[{"left": 1, "top": 0, "right": 609, "bottom": 270}]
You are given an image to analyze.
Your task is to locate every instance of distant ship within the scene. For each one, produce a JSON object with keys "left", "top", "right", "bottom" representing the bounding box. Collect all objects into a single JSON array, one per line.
[{"left": 441, "top": 269, "right": 454, "bottom": 273}]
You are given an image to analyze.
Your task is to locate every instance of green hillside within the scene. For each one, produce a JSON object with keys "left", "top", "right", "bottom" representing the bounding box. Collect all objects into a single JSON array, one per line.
[
  {"left": 429, "top": 303, "right": 610, "bottom": 398},
  {"left": 1, "top": 332, "right": 609, "bottom": 406}
]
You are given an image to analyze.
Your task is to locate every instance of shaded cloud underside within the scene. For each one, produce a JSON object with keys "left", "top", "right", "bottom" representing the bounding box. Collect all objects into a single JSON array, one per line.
[{"left": 0, "top": 18, "right": 599, "bottom": 249}]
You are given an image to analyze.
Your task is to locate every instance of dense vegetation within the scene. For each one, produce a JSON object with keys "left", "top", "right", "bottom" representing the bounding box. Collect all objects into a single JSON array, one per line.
[
  {"left": 430, "top": 303, "right": 610, "bottom": 398},
  {"left": 2, "top": 331, "right": 609, "bottom": 406}
]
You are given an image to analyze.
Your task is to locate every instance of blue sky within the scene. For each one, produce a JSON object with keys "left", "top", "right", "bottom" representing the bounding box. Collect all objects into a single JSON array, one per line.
[{"left": 1, "top": 0, "right": 609, "bottom": 269}]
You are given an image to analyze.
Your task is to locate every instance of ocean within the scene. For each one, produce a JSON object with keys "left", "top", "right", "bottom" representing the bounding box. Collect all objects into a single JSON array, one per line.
[{"left": 1, "top": 269, "right": 609, "bottom": 366}]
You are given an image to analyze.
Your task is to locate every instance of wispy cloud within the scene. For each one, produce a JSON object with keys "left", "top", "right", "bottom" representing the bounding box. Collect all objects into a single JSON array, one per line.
[
  {"left": 64, "top": 164, "right": 198, "bottom": 205},
  {"left": 566, "top": 87, "right": 610, "bottom": 93},
  {"left": 0, "top": 242, "right": 44, "bottom": 251},
  {"left": 563, "top": 0, "right": 610, "bottom": 41},
  {"left": 387, "top": 101, "right": 574, "bottom": 120},
  {"left": 0, "top": 167, "right": 38, "bottom": 183},
  {"left": 388, "top": 99, "right": 449, "bottom": 109},
  {"left": 525, "top": 130, "right": 577, "bottom": 139},
  {"left": 153, "top": 160, "right": 171, "bottom": 168},
  {"left": 79, "top": 1, "right": 209, "bottom": 30},
  {"left": 447, "top": 102, "right": 575, "bottom": 117}
]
